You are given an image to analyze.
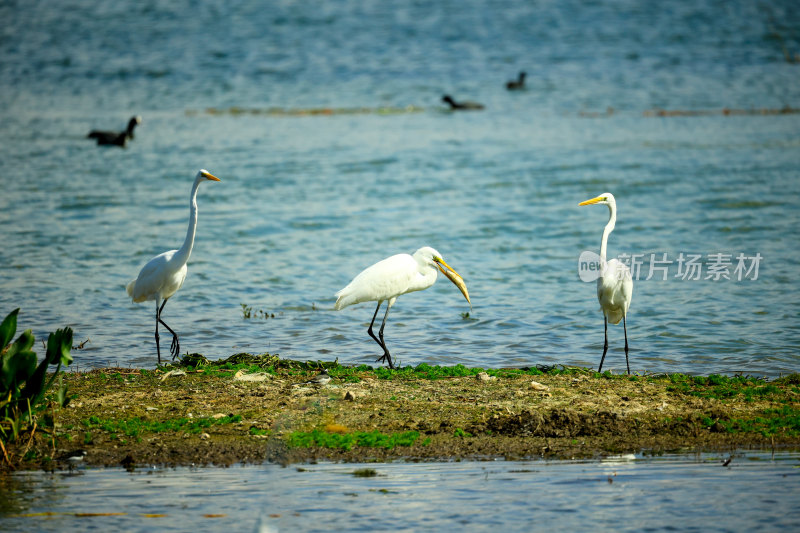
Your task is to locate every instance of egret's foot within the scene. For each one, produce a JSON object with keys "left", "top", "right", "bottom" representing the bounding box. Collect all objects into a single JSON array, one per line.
[
  {"left": 374, "top": 352, "right": 395, "bottom": 369},
  {"left": 170, "top": 336, "right": 180, "bottom": 360}
]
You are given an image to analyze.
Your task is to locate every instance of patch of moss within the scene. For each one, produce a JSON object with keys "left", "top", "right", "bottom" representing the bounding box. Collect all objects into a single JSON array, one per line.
[
  {"left": 665, "top": 374, "right": 783, "bottom": 402},
  {"left": 773, "top": 373, "right": 800, "bottom": 385},
  {"left": 287, "top": 429, "right": 420, "bottom": 451},
  {"left": 81, "top": 414, "right": 242, "bottom": 437},
  {"left": 701, "top": 406, "right": 800, "bottom": 437}
]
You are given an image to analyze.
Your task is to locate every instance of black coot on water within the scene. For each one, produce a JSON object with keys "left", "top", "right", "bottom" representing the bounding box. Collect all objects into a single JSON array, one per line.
[
  {"left": 506, "top": 71, "right": 526, "bottom": 90},
  {"left": 88, "top": 116, "right": 141, "bottom": 147},
  {"left": 441, "top": 95, "right": 484, "bottom": 110}
]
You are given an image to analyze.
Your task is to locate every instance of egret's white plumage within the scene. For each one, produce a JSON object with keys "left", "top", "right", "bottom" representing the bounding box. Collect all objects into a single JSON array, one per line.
[
  {"left": 126, "top": 169, "right": 221, "bottom": 363},
  {"left": 579, "top": 192, "right": 633, "bottom": 373},
  {"left": 335, "top": 246, "right": 470, "bottom": 369}
]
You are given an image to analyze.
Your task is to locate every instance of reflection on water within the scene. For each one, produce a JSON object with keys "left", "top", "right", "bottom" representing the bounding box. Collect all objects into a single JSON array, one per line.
[{"left": 1, "top": 451, "right": 799, "bottom": 532}]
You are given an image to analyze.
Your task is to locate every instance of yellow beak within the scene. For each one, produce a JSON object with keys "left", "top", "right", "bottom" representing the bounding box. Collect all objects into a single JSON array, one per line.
[
  {"left": 435, "top": 258, "right": 471, "bottom": 307},
  {"left": 579, "top": 195, "right": 604, "bottom": 206},
  {"left": 201, "top": 170, "right": 221, "bottom": 182}
]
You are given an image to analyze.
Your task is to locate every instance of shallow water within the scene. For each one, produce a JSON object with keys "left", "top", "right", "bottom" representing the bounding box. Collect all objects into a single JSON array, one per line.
[
  {"left": 1, "top": 451, "right": 799, "bottom": 532},
  {"left": 1, "top": 0, "right": 799, "bottom": 375}
]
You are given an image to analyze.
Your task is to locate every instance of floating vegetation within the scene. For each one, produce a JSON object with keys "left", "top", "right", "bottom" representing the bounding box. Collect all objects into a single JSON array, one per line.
[
  {"left": 192, "top": 104, "right": 800, "bottom": 121},
  {"left": 196, "top": 105, "right": 426, "bottom": 117},
  {"left": 241, "top": 304, "right": 275, "bottom": 319},
  {"left": 643, "top": 106, "right": 800, "bottom": 117},
  {"left": 352, "top": 468, "right": 378, "bottom": 477}
]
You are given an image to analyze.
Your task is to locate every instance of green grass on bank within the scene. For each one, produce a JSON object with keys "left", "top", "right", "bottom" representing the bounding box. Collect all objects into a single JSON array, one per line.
[
  {"left": 81, "top": 414, "right": 242, "bottom": 438},
  {"left": 287, "top": 429, "right": 421, "bottom": 451}
]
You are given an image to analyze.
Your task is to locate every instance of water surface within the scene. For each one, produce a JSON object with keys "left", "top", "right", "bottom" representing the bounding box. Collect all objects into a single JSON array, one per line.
[
  {"left": 2, "top": 451, "right": 798, "bottom": 532},
  {"left": 1, "top": 0, "right": 799, "bottom": 374}
]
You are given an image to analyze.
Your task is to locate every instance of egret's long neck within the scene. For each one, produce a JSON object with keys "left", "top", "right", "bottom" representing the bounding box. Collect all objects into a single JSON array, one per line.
[
  {"left": 173, "top": 179, "right": 201, "bottom": 267},
  {"left": 411, "top": 259, "right": 439, "bottom": 292},
  {"left": 600, "top": 204, "right": 616, "bottom": 263}
]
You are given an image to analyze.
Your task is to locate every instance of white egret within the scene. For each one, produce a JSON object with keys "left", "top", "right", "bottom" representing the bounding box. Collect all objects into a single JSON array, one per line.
[
  {"left": 88, "top": 116, "right": 141, "bottom": 147},
  {"left": 126, "top": 169, "right": 221, "bottom": 363},
  {"left": 334, "top": 247, "right": 471, "bottom": 369},
  {"left": 579, "top": 192, "right": 633, "bottom": 374}
]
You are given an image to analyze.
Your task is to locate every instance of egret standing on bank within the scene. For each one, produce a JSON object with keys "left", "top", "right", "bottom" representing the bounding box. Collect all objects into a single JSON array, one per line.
[
  {"left": 334, "top": 247, "right": 471, "bottom": 369},
  {"left": 579, "top": 192, "right": 633, "bottom": 374},
  {"left": 126, "top": 169, "right": 221, "bottom": 363}
]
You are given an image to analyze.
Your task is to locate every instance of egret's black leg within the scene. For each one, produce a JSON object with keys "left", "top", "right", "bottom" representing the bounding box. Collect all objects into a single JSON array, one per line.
[
  {"left": 598, "top": 316, "right": 609, "bottom": 373},
  {"left": 156, "top": 299, "right": 180, "bottom": 360},
  {"left": 377, "top": 304, "right": 394, "bottom": 369},
  {"left": 367, "top": 301, "right": 391, "bottom": 367},
  {"left": 367, "top": 301, "right": 383, "bottom": 348},
  {"left": 155, "top": 301, "right": 162, "bottom": 364},
  {"left": 623, "top": 315, "right": 630, "bottom": 375}
]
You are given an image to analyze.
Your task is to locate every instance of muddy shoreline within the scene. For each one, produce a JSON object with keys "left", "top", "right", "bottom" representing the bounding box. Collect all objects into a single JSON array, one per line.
[{"left": 3, "top": 355, "right": 799, "bottom": 471}]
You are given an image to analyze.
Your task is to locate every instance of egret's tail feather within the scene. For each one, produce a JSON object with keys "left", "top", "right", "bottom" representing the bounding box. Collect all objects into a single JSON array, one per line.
[
  {"left": 606, "top": 309, "right": 624, "bottom": 325},
  {"left": 126, "top": 279, "right": 136, "bottom": 298}
]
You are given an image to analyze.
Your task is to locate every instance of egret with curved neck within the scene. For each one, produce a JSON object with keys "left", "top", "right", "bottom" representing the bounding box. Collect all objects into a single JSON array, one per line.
[
  {"left": 334, "top": 247, "right": 471, "bottom": 369},
  {"left": 127, "top": 169, "right": 221, "bottom": 363},
  {"left": 579, "top": 192, "right": 633, "bottom": 374}
]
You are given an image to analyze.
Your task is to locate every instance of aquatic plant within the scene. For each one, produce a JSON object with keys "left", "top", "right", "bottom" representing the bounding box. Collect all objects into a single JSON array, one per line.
[
  {"left": 240, "top": 303, "right": 276, "bottom": 319},
  {"left": 0, "top": 308, "right": 73, "bottom": 442}
]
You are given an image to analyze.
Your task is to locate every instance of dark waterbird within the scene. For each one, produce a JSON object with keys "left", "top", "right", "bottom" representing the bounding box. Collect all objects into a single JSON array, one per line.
[
  {"left": 506, "top": 71, "right": 526, "bottom": 90},
  {"left": 442, "top": 95, "right": 485, "bottom": 111},
  {"left": 87, "top": 116, "right": 141, "bottom": 147}
]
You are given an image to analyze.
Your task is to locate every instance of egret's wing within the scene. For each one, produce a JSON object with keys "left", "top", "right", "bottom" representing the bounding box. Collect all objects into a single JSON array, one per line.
[
  {"left": 335, "top": 253, "right": 417, "bottom": 309},
  {"left": 597, "top": 259, "right": 633, "bottom": 323},
  {"left": 128, "top": 250, "right": 175, "bottom": 302}
]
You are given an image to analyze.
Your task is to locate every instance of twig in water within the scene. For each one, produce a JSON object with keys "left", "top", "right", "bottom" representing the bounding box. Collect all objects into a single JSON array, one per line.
[{"left": 73, "top": 338, "right": 90, "bottom": 350}]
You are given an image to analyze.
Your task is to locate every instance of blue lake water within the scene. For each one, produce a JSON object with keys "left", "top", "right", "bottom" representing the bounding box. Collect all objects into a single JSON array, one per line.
[
  {"left": 2, "top": 0, "right": 800, "bottom": 525},
  {"left": 2, "top": 451, "right": 799, "bottom": 532},
  {"left": 2, "top": 0, "right": 800, "bottom": 376},
  {"left": 0, "top": 1, "right": 800, "bottom": 376}
]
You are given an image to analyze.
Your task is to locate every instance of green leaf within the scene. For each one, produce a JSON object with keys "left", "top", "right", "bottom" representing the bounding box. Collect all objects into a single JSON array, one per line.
[
  {"left": 1, "top": 330, "right": 37, "bottom": 391},
  {"left": 0, "top": 308, "right": 20, "bottom": 348},
  {"left": 59, "top": 328, "right": 74, "bottom": 367},
  {"left": 46, "top": 328, "right": 73, "bottom": 367},
  {"left": 15, "top": 329, "right": 35, "bottom": 353},
  {"left": 42, "top": 329, "right": 73, "bottom": 394},
  {"left": 56, "top": 377, "right": 70, "bottom": 408}
]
